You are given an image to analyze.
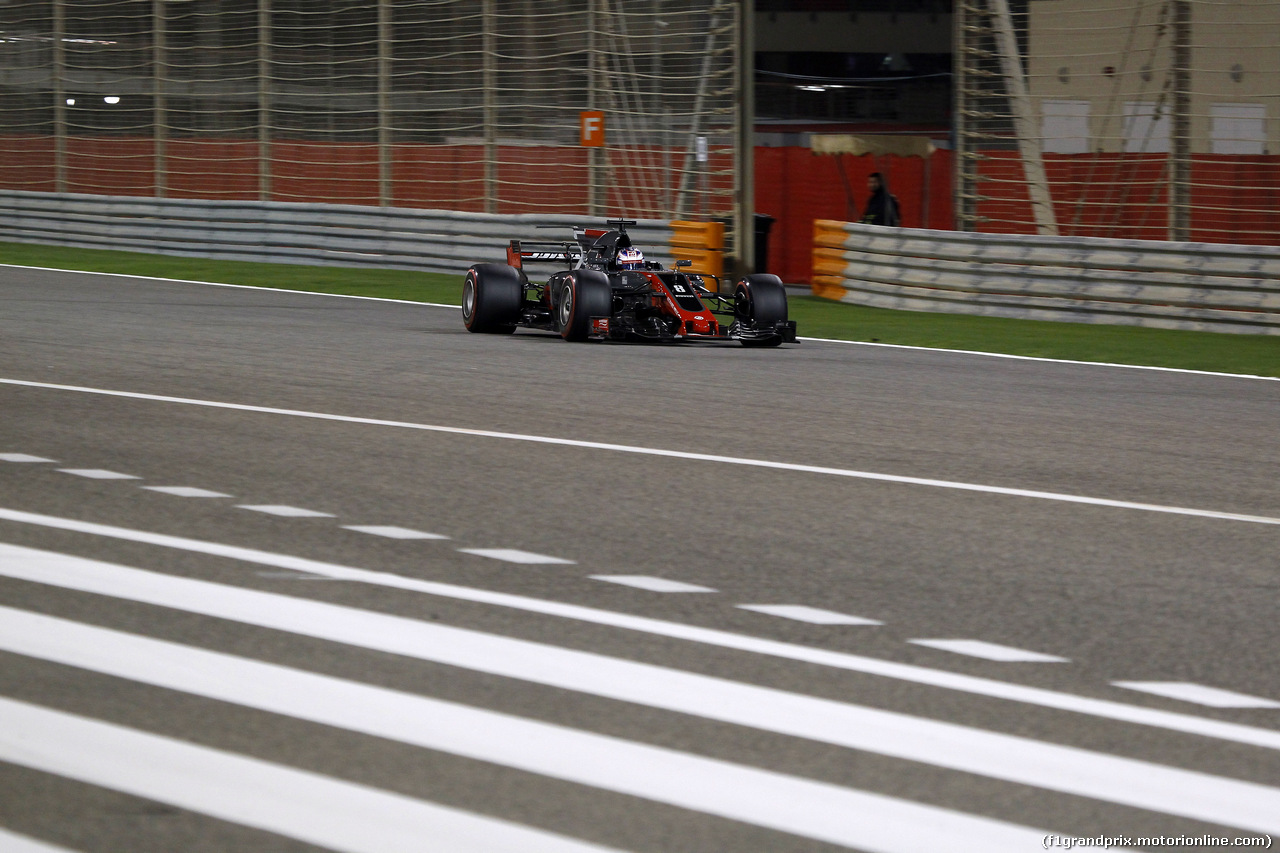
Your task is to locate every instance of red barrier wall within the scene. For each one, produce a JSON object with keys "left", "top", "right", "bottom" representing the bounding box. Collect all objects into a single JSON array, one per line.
[
  {"left": 0, "top": 136, "right": 56, "bottom": 192},
  {"left": 754, "top": 146, "right": 954, "bottom": 284},
  {"left": 168, "top": 140, "right": 260, "bottom": 198},
  {"left": 975, "top": 151, "right": 1280, "bottom": 245}
]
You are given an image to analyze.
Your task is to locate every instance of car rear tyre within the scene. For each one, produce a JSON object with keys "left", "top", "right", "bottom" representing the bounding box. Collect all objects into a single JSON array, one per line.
[
  {"left": 557, "top": 270, "right": 612, "bottom": 341},
  {"left": 734, "top": 274, "right": 787, "bottom": 347},
  {"left": 463, "top": 263, "right": 523, "bottom": 334}
]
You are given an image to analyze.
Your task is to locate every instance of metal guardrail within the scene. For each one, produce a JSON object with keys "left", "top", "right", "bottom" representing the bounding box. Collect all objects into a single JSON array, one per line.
[
  {"left": 812, "top": 220, "right": 1280, "bottom": 335},
  {"left": 0, "top": 190, "right": 675, "bottom": 277}
]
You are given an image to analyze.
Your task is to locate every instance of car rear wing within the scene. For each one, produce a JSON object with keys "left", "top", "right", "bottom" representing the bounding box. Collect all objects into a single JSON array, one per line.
[{"left": 507, "top": 240, "right": 583, "bottom": 270}]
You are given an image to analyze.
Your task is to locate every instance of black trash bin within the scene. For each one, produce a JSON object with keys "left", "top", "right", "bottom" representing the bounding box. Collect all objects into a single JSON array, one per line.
[{"left": 753, "top": 213, "right": 775, "bottom": 274}]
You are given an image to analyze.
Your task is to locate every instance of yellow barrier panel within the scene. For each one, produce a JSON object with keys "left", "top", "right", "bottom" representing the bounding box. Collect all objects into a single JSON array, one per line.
[
  {"left": 811, "top": 255, "right": 849, "bottom": 277},
  {"left": 810, "top": 276, "right": 849, "bottom": 301},
  {"left": 670, "top": 220, "right": 725, "bottom": 278},
  {"left": 672, "top": 246, "right": 724, "bottom": 278},
  {"left": 812, "top": 219, "right": 851, "bottom": 249},
  {"left": 670, "top": 220, "right": 725, "bottom": 249},
  {"left": 812, "top": 220, "right": 855, "bottom": 296}
]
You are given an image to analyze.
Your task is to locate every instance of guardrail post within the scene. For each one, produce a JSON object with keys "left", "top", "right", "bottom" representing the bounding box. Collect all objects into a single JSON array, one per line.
[
  {"left": 733, "top": 0, "right": 755, "bottom": 275},
  {"left": 258, "top": 0, "right": 272, "bottom": 202},
  {"left": 1169, "top": 0, "right": 1192, "bottom": 241},
  {"left": 378, "top": 0, "right": 392, "bottom": 207},
  {"left": 52, "top": 0, "right": 67, "bottom": 194},
  {"left": 152, "top": 0, "right": 167, "bottom": 198},
  {"left": 482, "top": 0, "right": 497, "bottom": 215},
  {"left": 952, "top": 1, "right": 975, "bottom": 231},
  {"left": 586, "top": 0, "right": 601, "bottom": 217}
]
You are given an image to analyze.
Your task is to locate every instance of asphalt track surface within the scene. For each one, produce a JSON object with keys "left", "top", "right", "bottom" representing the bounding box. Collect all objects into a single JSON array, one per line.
[{"left": 1, "top": 265, "right": 1278, "bottom": 852}]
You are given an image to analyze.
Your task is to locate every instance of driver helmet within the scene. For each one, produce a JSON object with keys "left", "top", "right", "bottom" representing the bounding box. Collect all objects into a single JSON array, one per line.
[{"left": 617, "top": 247, "right": 645, "bottom": 270}]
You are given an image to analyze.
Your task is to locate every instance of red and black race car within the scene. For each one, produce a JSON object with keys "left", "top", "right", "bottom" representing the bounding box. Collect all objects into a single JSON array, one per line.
[{"left": 462, "top": 219, "right": 797, "bottom": 346}]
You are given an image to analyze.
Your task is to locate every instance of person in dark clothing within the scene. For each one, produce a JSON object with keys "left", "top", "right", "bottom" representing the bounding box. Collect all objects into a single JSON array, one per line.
[{"left": 860, "top": 172, "right": 900, "bottom": 226}]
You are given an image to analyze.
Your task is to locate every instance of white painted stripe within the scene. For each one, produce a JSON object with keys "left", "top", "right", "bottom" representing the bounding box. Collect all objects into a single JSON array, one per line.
[
  {"left": 2, "top": 508, "right": 1279, "bottom": 753},
  {"left": 1113, "top": 682, "right": 1280, "bottom": 709},
  {"left": 459, "top": 548, "right": 575, "bottom": 565},
  {"left": 0, "top": 606, "right": 1053, "bottom": 853},
  {"left": 590, "top": 575, "right": 718, "bottom": 593},
  {"left": 0, "top": 263, "right": 458, "bottom": 309},
  {"left": 0, "top": 697, "right": 621, "bottom": 853},
  {"left": 908, "top": 639, "right": 1070, "bottom": 663},
  {"left": 0, "top": 453, "right": 56, "bottom": 463},
  {"left": 256, "top": 571, "right": 348, "bottom": 581},
  {"left": 796, "top": 336, "right": 1280, "bottom": 382},
  {"left": 55, "top": 468, "right": 140, "bottom": 480},
  {"left": 3, "top": 378, "right": 1277, "bottom": 527},
  {"left": 143, "top": 486, "right": 232, "bottom": 498},
  {"left": 0, "top": 828, "right": 79, "bottom": 853},
  {"left": 236, "top": 504, "right": 335, "bottom": 518},
  {"left": 737, "top": 604, "right": 883, "bottom": 626},
  {"left": 3, "top": 542, "right": 1278, "bottom": 833},
  {"left": 342, "top": 525, "right": 448, "bottom": 540},
  {"left": 7, "top": 260, "right": 1269, "bottom": 382}
]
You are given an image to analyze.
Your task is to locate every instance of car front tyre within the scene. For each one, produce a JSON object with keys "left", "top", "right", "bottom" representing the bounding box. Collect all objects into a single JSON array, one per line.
[{"left": 734, "top": 274, "right": 788, "bottom": 348}]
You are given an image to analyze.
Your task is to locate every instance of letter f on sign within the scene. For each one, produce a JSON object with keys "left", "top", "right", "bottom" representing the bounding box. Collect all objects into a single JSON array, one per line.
[{"left": 580, "top": 111, "right": 605, "bottom": 147}]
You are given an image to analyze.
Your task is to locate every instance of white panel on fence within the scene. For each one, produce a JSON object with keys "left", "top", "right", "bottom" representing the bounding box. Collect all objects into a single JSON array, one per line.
[
  {"left": 1211, "top": 104, "right": 1267, "bottom": 156},
  {"left": 1041, "top": 100, "right": 1091, "bottom": 155}
]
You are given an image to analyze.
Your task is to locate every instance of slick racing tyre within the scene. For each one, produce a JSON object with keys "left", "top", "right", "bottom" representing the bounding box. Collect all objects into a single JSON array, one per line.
[
  {"left": 463, "top": 263, "right": 523, "bottom": 334},
  {"left": 734, "top": 274, "right": 788, "bottom": 347},
  {"left": 556, "top": 269, "right": 612, "bottom": 341}
]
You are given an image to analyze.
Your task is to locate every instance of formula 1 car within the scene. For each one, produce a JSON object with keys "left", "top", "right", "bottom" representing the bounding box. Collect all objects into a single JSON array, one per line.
[{"left": 462, "top": 219, "right": 797, "bottom": 346}]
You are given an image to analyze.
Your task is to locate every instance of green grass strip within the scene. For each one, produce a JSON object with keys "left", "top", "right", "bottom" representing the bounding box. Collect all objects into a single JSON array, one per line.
[{"left": 3, "top": 240, "right": 1276, "bottom": 378}]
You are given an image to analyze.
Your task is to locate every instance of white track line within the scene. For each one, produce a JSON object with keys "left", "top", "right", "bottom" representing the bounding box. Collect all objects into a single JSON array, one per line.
[
  {"left": 0, "top": 697, "right": 621, "bottom": 853},
  {"left": 458, "top": 548, "right": 575, "bottom": 565},
  {"left": 0, "top": 454, "right": 57, "bottom": 463},
  {"left": 589, "top": 575, "right": 718, "bottom": 593},
  {"left": 342, "top": 525, "right": 448, "bottom": 540},
  {"left": 236, "top": 504, "right": 335, "bottom": 518},
  {"left": 6, "top": 261, "right": 1275, "bottom": 382},
  {"left": 2, "top": 509, "right": 1278, "bottom": 753},
  {"left": 143, "top": 486, "right": 232, "bottom": 498},
  {"left": 55, "top": 468, "right": 139, "bottom": 480},
  {"left": 3, "top": 378, "right": 1277, "bottom": 527},
  {"left": 737, "top": 604, "right": 883, "bottom": 626},
  {"left": 907, "top": 639, "right": 1070, "bottom": 663},
  {"left": 0, "top": 605, "right": 1055, "bottom": 853},
  {"left": 796, "top": 336, "right": 1280, "bottom": 382},
  {"left": 3, "top": 542, "right": 1278, "bottom": 833},
  {"left": 1112, "top": 682, "right": 1280, "bottom": 709},
  {"left": 0, "top": 263, "right": 457, "bottom": 309}
]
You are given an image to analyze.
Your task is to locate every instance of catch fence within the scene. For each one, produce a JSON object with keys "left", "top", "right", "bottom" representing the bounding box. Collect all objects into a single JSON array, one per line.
[
  {"left": 954, "top": 0, "right": 1280, "bottom": 244},
  {"left": 0, "top": 1, "right": 748, "bottom": 253}
]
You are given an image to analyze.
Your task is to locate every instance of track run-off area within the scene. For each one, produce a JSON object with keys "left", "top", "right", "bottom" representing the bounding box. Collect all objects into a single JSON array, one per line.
[{"left": 2, "top": 265, "right": 1278, "bottom": 852}]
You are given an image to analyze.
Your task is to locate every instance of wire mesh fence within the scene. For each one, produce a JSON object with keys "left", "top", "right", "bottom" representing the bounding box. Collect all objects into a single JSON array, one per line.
[
  {"left": 0, "top": 0, "right": 741, "bottom": 227},
  {"left": 955, "top": 0, "right": 1280, "bottom": 244}
]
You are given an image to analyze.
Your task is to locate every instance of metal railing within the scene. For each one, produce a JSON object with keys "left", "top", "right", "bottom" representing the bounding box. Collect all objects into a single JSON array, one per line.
[
  {"left": 0, "top": 190, "right": 674, "bottom": 276},
  {"left": 813, "top": 220, "right": 1280, "bottom": 335}
]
